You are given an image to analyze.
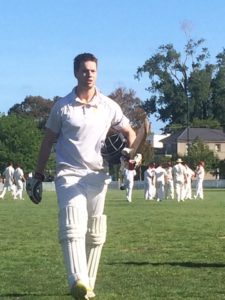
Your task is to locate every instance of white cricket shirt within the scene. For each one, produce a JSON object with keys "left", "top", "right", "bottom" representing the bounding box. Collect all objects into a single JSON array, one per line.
[{"left": 46, "top": 88, "right": 130, "bottom": 173}]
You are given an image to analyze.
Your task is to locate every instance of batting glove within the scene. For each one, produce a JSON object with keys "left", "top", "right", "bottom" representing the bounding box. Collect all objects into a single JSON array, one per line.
[
  {"left": 121, "top": 147, "right": 135, "bottom": 159},
  {"left": 26, "top": 172, "right": 44, "bottom": 204},
  {"left": 133, "top": 153, "right": 142, "bottom": 166}
]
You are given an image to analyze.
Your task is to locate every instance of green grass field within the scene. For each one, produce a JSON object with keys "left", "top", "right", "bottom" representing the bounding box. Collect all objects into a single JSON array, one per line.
[{"left": 0, "top": 189, "right": 225, "bottom": 299}]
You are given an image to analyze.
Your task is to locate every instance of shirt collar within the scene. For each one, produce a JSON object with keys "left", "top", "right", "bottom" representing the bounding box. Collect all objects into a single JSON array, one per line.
[{"left": 73, "top": 87, "right": 100, "bottom": 108}]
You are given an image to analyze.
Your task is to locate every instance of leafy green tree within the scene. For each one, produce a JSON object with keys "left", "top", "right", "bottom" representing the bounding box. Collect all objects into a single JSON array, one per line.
[
  {"left": 136, "top": 39, "right": 217, "bottom": 132},
  {"left": 8, "top": 95, "right": 55, "bottom": 130},
  {"left": 108, "top": 87, "right": 147, "bottom": 129},
  {"left": 191, "top": 118, "right": 222, "bottom": 129},
  {"left": 183, "top": 138, "right": 219, "bottom": 171},
  {"left": 211, "top": 49, "right": 225, "bottom": 129},
  {"left": 0, "top": 115, "right": 55, "bottom": 175},
  {"left": 188, "top": 65, "right": 214, "bottom": 120}
]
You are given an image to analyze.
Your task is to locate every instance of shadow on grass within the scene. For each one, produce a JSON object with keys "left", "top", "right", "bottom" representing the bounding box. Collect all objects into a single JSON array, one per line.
[
  {"left": 0, "top": 293, "right": 69, "bottom": 298},
  {"left": 108, "top": 261, "right": 225, "bottom": 268}
]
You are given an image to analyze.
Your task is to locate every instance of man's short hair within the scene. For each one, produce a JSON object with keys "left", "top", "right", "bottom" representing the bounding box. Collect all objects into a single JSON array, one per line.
[{"left": 73, "top": 53, "right": 98, "bottom": 74}]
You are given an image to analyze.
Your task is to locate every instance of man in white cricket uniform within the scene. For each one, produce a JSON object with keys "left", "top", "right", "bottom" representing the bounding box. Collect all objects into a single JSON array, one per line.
[
  {"left": 172, "top": 158, "right": 187, "bottom": 202},
  {"left": 32, "top": 53, "right": 136, "bottom": 300},
  {"left": 155, "top": 163, "right": 167, "bottom": 201},
  {"left": 194, "top": 161, "right": 205, "bottom": 199},
  {"left": 123, "top": 161, "right": 136, "bottom": 202},
  {"left": 0, "top": 162, "right": 15, "bottom": 199},
  {"left": 183, "top": 163, "right": 195, "bottom": 200},
  {"left": 14, "top": 164, "right": 25, "bottom": 200},
  {"left": 165, "top": 162, "right": 174, "bottom": 200},
  {"left": 144, "top": 163, "right": 156, "bottom": 200}
]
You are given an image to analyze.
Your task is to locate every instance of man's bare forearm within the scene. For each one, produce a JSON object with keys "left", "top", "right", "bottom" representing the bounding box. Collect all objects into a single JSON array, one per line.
[{"left": 35, "top": 129, "right": 57, "bottom": 175}]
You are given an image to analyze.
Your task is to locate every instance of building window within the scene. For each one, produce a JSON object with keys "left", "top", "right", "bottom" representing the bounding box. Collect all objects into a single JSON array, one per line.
[
  {"left": 215, "top": 144, "right": 221, "bottom": 152},
  {"left": 165, "top": 144, "right": 172, "bottom": 154}
]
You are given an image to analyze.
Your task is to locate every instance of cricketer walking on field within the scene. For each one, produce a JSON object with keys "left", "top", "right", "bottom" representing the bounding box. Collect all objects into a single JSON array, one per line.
[
  {"left": 13, "top": 164, "right": 25, "bottom": 200},
  {"left": 144, "top": 163, "right": 156, "bottom": 200},
  {"left": 123, "top": 161, "right": 137, "bottom": 202},
  {"left": 0, "top": 162, "right": 15, "bottom": 200},
  {"left": 27, "top": 53, "right": 137, "bottom": 300}
]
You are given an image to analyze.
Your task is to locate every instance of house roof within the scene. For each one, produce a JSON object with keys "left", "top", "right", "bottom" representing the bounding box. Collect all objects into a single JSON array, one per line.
[{"left": 161, "top": 128, "right": 225, "bottom": 144}]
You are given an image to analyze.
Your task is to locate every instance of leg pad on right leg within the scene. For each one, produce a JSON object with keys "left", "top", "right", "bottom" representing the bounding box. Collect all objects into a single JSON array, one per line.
[{"left": 86, "top": 215, "right": 107, "bottom": 290}]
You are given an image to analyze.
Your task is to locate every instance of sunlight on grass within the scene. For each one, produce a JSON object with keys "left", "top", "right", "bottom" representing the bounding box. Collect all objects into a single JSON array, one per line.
[{"left": 0, "top": 189, "right": 225, "bottom": 299}]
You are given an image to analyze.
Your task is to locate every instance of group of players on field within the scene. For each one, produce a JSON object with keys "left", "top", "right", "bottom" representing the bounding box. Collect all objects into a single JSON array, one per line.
[
  {"left": 143, "top": 159, "right": 205, "bottom": 202},
  {"left": 0, "top": 162, "right": 25, "bottom": 200},
  {"left": 119, "top": 157, "right": 205, "bottom": 204}
]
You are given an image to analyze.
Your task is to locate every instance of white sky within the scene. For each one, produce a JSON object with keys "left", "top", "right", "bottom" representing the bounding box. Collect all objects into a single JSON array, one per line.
[{"left": 1, "top": 0, "right": 225, "bottom": 133}]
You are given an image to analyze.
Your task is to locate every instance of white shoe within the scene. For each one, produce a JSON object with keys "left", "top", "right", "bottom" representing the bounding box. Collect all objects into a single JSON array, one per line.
[
  {"left": 87, "top": 290, "right": 96, "bottom": 299},
  {"left": 71, "top": 280, "right": 95, "bottom": 299},
  {"left": 126, "top": 196, "right": 131, "bottom": 202}
]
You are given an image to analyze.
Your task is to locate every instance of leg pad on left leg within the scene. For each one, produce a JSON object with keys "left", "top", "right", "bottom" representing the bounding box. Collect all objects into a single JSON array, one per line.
[{"left": 86, "top": 215, "right": 107, "bottom": 290}]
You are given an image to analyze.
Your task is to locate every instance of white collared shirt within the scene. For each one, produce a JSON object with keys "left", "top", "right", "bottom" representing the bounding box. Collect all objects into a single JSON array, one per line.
[{"left": 46, "top": 87, "right": 130, "bottom": 173}]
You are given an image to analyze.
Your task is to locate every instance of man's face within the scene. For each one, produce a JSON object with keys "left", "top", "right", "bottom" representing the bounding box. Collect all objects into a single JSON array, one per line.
[{"left": 75, "top": 60, "right": 97, "bottom": 89}]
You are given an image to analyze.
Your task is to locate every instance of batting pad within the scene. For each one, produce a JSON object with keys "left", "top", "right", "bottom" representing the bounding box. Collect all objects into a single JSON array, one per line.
[
  {"left": 86, "top": 215, "right": 107, "bottom": 289},
  {"left": 58, "top": 206, "right": 89, "bottom": 288}
]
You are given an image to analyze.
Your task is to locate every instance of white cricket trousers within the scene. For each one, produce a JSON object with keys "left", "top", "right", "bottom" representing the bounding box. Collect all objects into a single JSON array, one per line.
[
  {"left": 195, "top": 178, "right": 204, "bottom": 199},
  {"left": 0, "top": 184, "right": 15, "bottom": 199},
  {"left": 174, "top": 181, "right": 184, "bottom": 202},
  {"left": 144, "top": 181, "right": 155, "bottom": 200},
  {"left": 156, "top": 181, "right": 165, "bottom": 201},
  {"left": 165, "top": 180, "right": 174, "bottom": 200},
  {"left": 124, "top": 179, "right": 134, "bottom": 202},
  {"left": 55, "top": 170, "right": 110, "bottom": 289}
]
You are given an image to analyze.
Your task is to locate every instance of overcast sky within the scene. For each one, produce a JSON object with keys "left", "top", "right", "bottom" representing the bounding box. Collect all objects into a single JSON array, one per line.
[{"left": 1, "top": 0, "right": 225, "bottom": 133}]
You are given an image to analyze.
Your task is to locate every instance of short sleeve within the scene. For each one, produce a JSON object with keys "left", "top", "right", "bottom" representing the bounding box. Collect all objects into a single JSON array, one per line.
[
  {"left": 45, "top": 101, "right": 62, "bottom": 134},
  {"left": 110, "top": 101, "right": 130, "bottom": 130}
]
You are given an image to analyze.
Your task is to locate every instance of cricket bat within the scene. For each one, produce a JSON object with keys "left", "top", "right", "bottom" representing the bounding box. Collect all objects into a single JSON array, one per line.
[{"left": 122, "top": 117, "right": 150, "bottom": 158}]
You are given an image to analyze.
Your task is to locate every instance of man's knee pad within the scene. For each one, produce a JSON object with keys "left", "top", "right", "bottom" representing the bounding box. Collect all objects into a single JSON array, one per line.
[
  {"left": 58, "top": 206, "right": 89, "bottom": 288},
  {"left": 86, "top": 214, "right": 107, "bottom": 246},
  {"left": 59, "top": 205, "right": 87, "bottom": 242}
]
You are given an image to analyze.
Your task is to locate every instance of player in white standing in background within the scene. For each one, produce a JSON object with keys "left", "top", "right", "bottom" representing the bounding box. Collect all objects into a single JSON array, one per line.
[
  {"left": 172, "top": 158, "right": 187, "bottom": 202},
  {"left": 144, "top": 163, "right": 156, "bottom": 200},
  {"left": 123, "top": 160, "right": 137, "bottom": 202},
  {"left": 13, "top": 164, "right": 25, "bottom": 200},
  {"left": 165, "top": 162, "right": 174, "bottom": 200},
  {"left": 183, "top": 162, "right": 195, "bottom": 200},
  {"left": 27, "top": 53, "right": 137, "bottom": 300},
  {"left": 194, "top": 161, "right": 205, "bottom": 200},
  {"left": 155, "top": 163, "right": 167, "bottom": 201},
  {"left": 0, "top": 162, "right": 15, "bottom": 199}
]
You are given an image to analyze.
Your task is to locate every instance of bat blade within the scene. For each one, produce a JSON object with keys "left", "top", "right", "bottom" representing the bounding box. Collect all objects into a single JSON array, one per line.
[{"left": 132, "top": 117, "right": 150, "bottom": 154}]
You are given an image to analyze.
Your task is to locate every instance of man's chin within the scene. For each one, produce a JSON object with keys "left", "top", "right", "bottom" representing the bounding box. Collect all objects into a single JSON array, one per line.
[{"left": 86, "top": 84, "right": 95, "bottom": 89}]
